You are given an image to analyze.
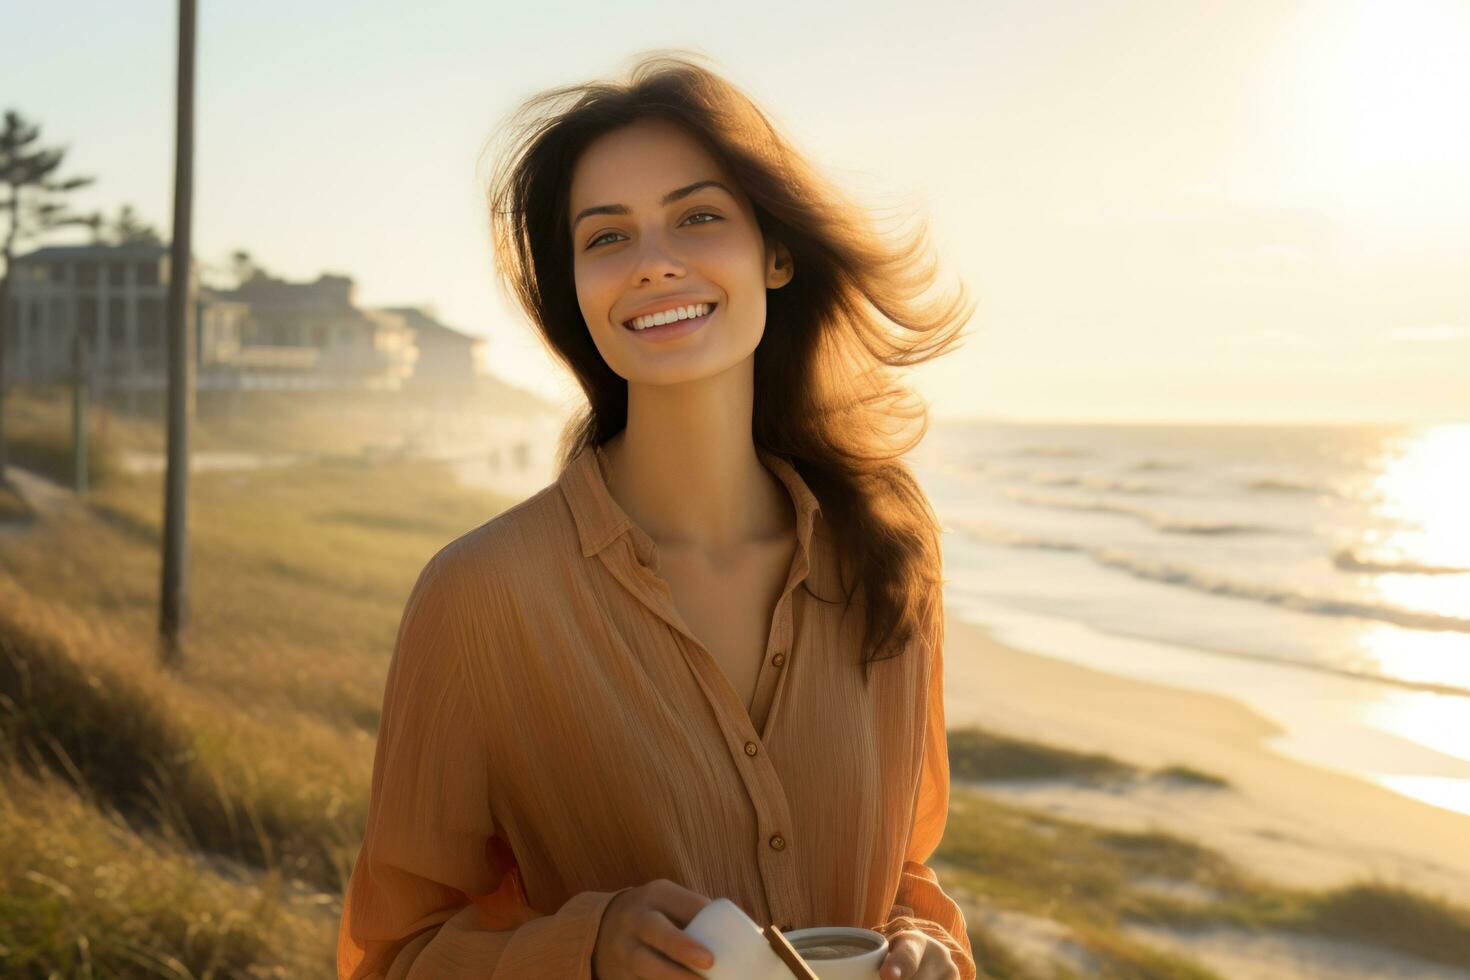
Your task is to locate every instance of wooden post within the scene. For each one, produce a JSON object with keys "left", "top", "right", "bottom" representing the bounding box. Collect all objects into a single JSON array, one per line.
[
  {"left": 0, "top": 273, "right": 10, "bottom": 484},
  {"left": 159, "top": 0, "right": 196, "bottom": 667},
  {"left": 72, "top": 326, "right": 89, "bottom": 496}
]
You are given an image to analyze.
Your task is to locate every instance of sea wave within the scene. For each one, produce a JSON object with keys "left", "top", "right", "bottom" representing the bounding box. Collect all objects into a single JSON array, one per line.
[
  {"left": 1079, "top": 618, "right": 1470, "bottom": 699},
  {"left": 1333, "top": 548, "right": 1470, "bottom": 576},
  {"left": 999, "top": 472, "right": 1159, "bottom": 494},
  {"left": 953, "top": 520, "right": 1470, "bottom": 634},
  {"left": 1007, "top": 446, "right": 1091, "bottom": 458},
  {"left": 1001, "top": 490, "right": 1272, "bottom": 536},
  {"left": 1131, "top": 459, "right": 1190, "bottom": 472},
  {"left": 1243, "top": 476, "right": 1331, "bottom": 496}
]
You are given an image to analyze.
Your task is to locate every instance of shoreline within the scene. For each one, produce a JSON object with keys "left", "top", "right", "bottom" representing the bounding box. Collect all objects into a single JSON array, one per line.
[{"left": 941, "top": 610, "right": 1470, "bottom": 907}]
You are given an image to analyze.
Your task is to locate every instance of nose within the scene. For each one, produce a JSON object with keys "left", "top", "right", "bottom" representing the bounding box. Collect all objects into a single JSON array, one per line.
[{"left": 631, "top": 232, "right": 686, "bottom": 284}]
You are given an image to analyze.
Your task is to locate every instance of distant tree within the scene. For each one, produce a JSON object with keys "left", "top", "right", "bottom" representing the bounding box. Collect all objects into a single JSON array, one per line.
[
  {"left": 82, "top": 211, "right": 106, "bottom": 243},
  {"left": 82, "top": 203, "right": 163, "bottom": 246},
  {"left": 0, "top": 109, "right": 97, "bottom": 483},
  {"left": 229, "top": 248, "right": 260, "bottom": 288},
  {"left": 109, "top": 203, "right": 162, "bottom": 245}
]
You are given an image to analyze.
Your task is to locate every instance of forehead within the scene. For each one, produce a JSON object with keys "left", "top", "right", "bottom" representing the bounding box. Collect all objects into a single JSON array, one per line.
[{"left": 568, "top": 118, "right": 729, "bottom": 208}]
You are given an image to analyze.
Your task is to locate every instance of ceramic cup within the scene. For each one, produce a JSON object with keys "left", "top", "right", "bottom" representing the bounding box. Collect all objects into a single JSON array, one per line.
[
  {"left": 683, "top": 898, "right": 889, "bottom": 980},
  {"left": 781, "top": 927, "right": 889, "bottom": 980}
]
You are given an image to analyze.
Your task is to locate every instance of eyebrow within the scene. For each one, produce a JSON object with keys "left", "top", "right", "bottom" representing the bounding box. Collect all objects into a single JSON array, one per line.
[{"left": 571, "top": 179, "right": 734, "bottom": 232}]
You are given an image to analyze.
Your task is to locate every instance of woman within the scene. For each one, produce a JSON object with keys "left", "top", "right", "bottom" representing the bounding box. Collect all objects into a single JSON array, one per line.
[{"left": 338, "top": 52, "right": 977, "bottom": 980}]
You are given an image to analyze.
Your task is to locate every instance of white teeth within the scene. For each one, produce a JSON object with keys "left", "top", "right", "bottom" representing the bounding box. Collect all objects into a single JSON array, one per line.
[{"left": 628, "top": 303, "right": 711, "bottom": 331}]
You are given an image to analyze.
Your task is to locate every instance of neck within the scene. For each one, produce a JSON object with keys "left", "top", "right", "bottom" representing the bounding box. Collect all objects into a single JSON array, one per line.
[{"left": 601, "top": 363, "right": 792, "bottom": 558}]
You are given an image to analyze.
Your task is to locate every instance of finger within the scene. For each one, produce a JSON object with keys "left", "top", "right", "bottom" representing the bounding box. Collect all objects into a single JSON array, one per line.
[
  {"left": 638, "top": 907, "right": 716, "bottom": 974},
  {"left": 630, "top": 941, "right": 708, "bottom": 979},
  {"left": 914, "top": 942, "right": 960, "bottom": 980},
  {"left": 880, "top": 934, "right": 924, "bottom": 979}
]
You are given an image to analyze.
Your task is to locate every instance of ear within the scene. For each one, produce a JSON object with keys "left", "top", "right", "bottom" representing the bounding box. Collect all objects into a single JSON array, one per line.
[{"left": 765, "top": 239, "right": 794, "bottom": 289}]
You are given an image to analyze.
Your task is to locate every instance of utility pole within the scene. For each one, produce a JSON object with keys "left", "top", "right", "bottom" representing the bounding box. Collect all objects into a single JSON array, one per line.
[{"left": 160, "top": 0, "right": 196, "bottom": 668}]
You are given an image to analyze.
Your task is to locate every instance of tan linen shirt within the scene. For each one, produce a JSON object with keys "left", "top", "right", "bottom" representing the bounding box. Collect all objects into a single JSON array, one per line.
[{"left": 337, "top": 442, "right": 974, "bottom": 979}]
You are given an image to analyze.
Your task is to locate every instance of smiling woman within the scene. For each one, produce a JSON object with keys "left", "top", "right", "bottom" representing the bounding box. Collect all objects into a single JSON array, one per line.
[
  {"left": 338, "top": 50, "right": 979, "bottom": 980},
  {"left": 475, "top": 52, "right": 978, "bottom": 681}
]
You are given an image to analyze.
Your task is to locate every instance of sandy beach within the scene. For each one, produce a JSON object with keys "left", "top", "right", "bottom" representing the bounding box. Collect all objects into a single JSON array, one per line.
[{"left": 941, "top": 611, "right": 1470, "bottom": 909}]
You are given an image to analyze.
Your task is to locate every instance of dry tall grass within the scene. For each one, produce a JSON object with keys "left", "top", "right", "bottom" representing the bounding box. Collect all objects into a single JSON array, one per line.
[{"left": 1, "top": 388, "right": 513, "bottom": 976}]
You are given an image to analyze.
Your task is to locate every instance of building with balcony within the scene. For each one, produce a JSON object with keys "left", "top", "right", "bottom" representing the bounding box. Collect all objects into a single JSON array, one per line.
[
  {"left": 210, "top": 271, "right": 417, "bottom": 391},
  {"left": 3, "top": 244, "right": 421, "bottom": 395},
  {"left": 2, "top": 243, "right": 220, "bottom": 392}
]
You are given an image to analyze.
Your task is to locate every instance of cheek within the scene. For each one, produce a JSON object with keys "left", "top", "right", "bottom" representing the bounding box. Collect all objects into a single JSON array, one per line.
[
  {"left": 701, "top": 231, "right": 763, "bottom": 277},
  {"left": 573, "top": 263, "right": 620, "bottom": 327}
]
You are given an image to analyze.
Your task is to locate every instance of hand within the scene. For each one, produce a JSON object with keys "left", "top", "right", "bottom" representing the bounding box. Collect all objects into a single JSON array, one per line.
[
  {"left": 592, "top": 878, "right": 719, "bottom": 979},
  {"left": 879, "top": 928, "right": 961, "bottom": 979}
]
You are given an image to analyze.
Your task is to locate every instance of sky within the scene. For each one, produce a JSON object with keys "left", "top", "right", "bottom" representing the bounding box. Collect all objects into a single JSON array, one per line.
[{"left": 4, "top": 0, "right": 1468, "bottom": 424}]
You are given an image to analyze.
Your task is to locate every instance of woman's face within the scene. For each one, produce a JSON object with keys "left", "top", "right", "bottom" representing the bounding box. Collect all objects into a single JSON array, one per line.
[{"left": 568, "top": 117, "right": 792, "bottom": 385}]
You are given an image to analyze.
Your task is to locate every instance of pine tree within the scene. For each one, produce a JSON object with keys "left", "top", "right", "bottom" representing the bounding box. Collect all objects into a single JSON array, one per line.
[{"left": 0, "top": 109, "right": 98, "bottom": 483}]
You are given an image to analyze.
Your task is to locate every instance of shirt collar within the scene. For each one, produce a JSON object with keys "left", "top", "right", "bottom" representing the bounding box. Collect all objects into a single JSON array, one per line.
[{"left": 559, "top": 442, "right": 831, "bottom": 590}]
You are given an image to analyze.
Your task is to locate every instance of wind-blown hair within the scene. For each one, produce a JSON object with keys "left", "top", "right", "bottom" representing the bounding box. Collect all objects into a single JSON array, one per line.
[{"left": 482, "top": 51, "right": 975, "bottom": 683}]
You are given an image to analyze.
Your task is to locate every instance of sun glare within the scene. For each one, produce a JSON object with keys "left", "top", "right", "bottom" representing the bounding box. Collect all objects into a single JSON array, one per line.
[
  {"left": 1267, "top": 0, "right": 1470, "bottom": 225},
  {"left": 1364, "top": 424, "right": 1470, "bottom": 576},
  {"left": 1369, "top": 775, "right": 1470, "bottom": 818}
]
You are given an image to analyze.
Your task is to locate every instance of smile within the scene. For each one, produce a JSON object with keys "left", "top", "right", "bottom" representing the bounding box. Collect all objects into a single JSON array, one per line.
[{"left": 622, "top": 302, "right": 717, "bottom": 339}]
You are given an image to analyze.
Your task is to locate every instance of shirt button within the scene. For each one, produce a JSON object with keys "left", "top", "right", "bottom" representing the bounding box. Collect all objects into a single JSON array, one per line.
[
  {"left": 744, "top": 741, "right": 758, "bottom": 756},
  {"left": 772, "top": 652, "right": 786, "bottom": 667},
  {"left": 769, "top": 834, "right": 786, "bottom": 850}
]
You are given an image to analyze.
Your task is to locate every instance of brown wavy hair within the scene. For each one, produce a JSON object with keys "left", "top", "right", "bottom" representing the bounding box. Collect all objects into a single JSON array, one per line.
[{"left": 482, "top": 50, "right": 975, "bottom": 683}]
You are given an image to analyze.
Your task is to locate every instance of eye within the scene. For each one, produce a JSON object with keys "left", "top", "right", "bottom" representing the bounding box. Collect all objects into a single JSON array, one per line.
[
  {"left": 585, "top": 211, "right": 724, "bottom": 250},
  {"left": 684, "top": 211, "right": 721, "bottom": 227}
]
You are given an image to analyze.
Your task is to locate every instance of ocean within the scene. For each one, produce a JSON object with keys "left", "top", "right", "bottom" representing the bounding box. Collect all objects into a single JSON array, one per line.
[{"left": 908, "top": 420, "right": 1470, "bottom": 817}]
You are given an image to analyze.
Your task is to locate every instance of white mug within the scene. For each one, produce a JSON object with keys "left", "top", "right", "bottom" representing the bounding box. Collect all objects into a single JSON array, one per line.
[{"left": 683, "top": 898, "right": 889, "bottom": 980}]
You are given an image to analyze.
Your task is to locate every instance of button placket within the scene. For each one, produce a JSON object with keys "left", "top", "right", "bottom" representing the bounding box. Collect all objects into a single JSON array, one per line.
[
  {"left": 753, "top": 599, "right": 805, "bottom": 935},
  {"left": 571, "top": 444, "right": 819, "bottom": 937},
  {"left": 756, "top": 594, "right": 799, "bottom": 744}
]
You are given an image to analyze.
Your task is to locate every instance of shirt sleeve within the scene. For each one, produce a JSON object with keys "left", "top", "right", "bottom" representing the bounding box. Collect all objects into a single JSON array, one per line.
[
  {"left": 876, "top": 594, "right": 978, "bottom": 980},
  {"left": 337, "top": 555, "right": 633, "bottom": 979}
]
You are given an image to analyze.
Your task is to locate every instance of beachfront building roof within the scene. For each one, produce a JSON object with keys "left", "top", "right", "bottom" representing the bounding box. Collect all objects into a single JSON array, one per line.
[
  {"left": 377, "top": 305, "right": 486, "bottom": 396},
  {"left": 211, "top": 272, "right": 416, "bottom": 391}
]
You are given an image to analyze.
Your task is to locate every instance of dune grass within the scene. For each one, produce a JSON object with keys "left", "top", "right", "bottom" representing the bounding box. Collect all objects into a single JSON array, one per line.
[
  {"left": 0, "top": 387, "right": 124, "bottom": 488},
  {"left": 0, "top": 480, "right": 32, "bottom": 524},
  {"left": 0, "top": 747, "right": 337, "bottom": 979},
  {"left": 1150, "top": 765, "right": 1229, "bottom": 789},
  {"left": 1, "top": 392, "right": 1467, "bottom": 977},
  {"left": 0, "top": 446, "right": 508, "bottom": 976},
  {"left": 946, "top": 725, "right": 1233, "bottom": 790},
  {"left": 936, "top": 784, "right": 1470, "bottom": 976}
]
